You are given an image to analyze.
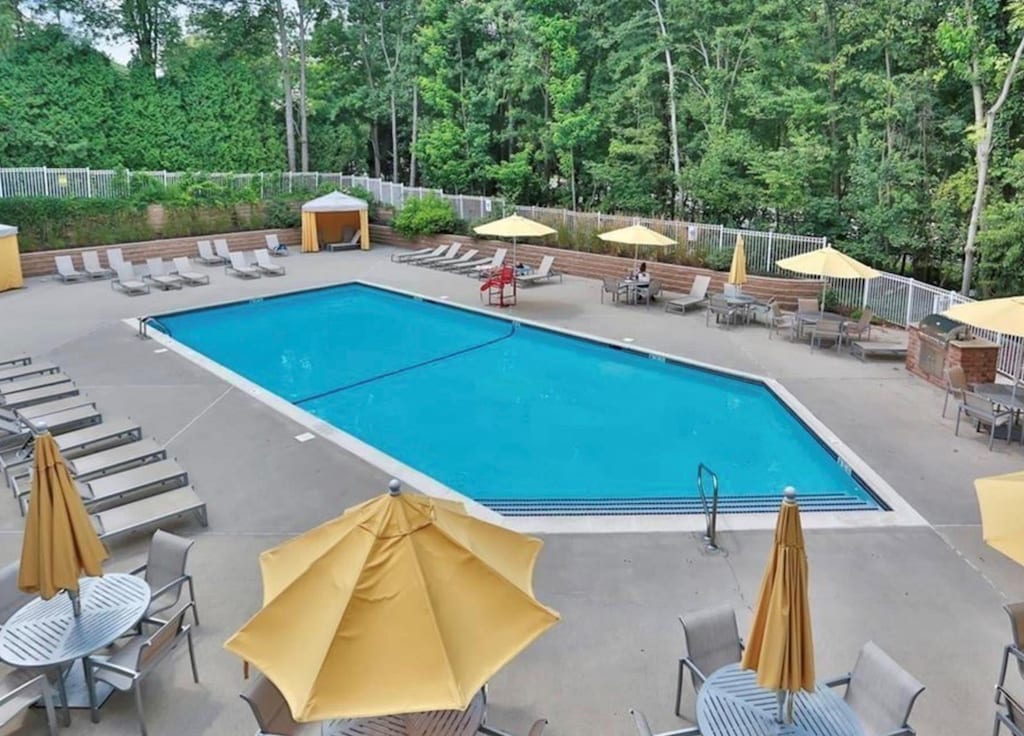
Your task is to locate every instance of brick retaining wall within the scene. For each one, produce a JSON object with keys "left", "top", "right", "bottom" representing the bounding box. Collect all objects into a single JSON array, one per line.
[
  {"left": 370, "top": 225, "right": 825, "bottom": 308},
  {"left": 19, "top": 228, "right": 301, "bottom": 278}
]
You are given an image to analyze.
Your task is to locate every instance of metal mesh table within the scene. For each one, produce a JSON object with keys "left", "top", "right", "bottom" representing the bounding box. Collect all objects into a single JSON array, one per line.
[
  {"left": 0, "top": 573, "right": 151, "bottom": 719},
  {"left": 697, "top": 664, "right": 863, "bottom": 736},
  {"left": 322, "top": 689, "right": 486, "bottom": 736}
]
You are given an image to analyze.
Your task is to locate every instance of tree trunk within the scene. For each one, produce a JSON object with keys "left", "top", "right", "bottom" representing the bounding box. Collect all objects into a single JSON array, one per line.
[
  {"left": 408, "top": 84, "right": 418, "bottom": 187},
  {"left": 390, "top": 89, "right": 399, "bottom": 182},
  {"left": 651, "top": 0, "right": 682, "bottom": 213},
  {"left": 275, "top": 0, "right": 296, "bottom": 172},
  {"left": 297, "top": 0, "right": 310, "bottom": 172},
  {"left": 370, "top": 121, "right": 382, "bottom": 178}
]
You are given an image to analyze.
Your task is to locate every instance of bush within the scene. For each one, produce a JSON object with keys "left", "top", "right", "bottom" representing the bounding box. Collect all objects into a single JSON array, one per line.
[
  {"left": 393, "top": 194, "right": 458, "bottom": 238},
  {"left": 702, "top": 248, "right": 734, "bottom": 271},
  {"left": 264, "top": 197, "right": 302, "bottom": 229}
]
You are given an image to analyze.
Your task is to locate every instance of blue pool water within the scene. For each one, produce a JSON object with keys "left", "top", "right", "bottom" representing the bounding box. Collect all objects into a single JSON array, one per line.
[{"left": 154, "top": 284, "right": 882, "bottom": 514}]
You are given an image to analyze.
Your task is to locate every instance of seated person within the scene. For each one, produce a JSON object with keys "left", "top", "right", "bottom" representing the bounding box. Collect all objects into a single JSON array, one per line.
[{"left": 636, "top": 262, "right": 651, "bottom": 286}]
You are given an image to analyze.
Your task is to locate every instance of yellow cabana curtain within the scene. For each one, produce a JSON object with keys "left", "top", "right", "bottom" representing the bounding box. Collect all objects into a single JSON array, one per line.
[{"left": 301, "top": 211, "right": 319, "bottom": 253}]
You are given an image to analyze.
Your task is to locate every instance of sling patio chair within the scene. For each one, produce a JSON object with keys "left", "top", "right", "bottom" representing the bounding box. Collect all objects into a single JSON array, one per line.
[
  {"left": 171, "top": 257, "right": 211, "bottom": 286},
  {"left": 54, "top": 255, "right": 86, "bottom": 283},
  {"left": 82, "top": 250, "right": 114, "bottom": 279},
  {"left": 824, "top": 641, "right": 924, "bottom": 736},
  {"left": 955, "top": 391, "right": 1014, "bottom": 450},
  {"left": 676, "top": 605, "right": 744, "bottom": 716}
]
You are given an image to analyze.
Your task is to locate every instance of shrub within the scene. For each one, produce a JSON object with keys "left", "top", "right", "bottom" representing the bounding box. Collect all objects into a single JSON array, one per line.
[
  {"left": 702, "top": 248, "right": 734, "bottom": 271},
  {"left": 264, "top": 197, "right": 301, "bottom": 229},
  {"left": 393, "top": 194, "right": 458, "bottom": 238}
]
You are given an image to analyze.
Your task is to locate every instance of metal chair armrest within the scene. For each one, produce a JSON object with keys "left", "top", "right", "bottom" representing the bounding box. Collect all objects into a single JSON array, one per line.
[
  {"left": 679, "top": 657, "right": 708, "bottom": 683},
  {"left": 128, "top": 563, "right": 147, "bottom": 576},
  {"left": 823, "top": 673, "right": 852, "bottom": 689},
  {"left": 86, "top": 658, "right": 139, "bottom": 679},
  {"left": 478, "top": 725, "right": 512, "bottom": 736},
  {"left": 147, "top": 574, "right": 188, "bottom": 601},
  {"left": 0, "top": 673, "right": 50, "bottom": 704},
  {"left": 882, "top": 728, "right": 915, "bottom": 736}
]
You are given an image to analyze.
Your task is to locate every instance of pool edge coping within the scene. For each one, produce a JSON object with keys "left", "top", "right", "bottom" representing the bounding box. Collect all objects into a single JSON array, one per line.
[{"left": 126, "top": 279, "right": 928, "bottom": 533}]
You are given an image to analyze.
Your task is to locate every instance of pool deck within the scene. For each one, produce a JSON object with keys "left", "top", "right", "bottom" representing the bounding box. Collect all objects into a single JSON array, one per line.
[{"left": 1, "top": 247, "right": 1020, "bottom": 735}]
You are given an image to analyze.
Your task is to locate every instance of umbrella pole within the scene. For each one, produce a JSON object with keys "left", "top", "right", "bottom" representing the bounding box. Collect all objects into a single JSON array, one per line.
[{"left": 66, "top": 588, "right": 81, "bottom": 617}]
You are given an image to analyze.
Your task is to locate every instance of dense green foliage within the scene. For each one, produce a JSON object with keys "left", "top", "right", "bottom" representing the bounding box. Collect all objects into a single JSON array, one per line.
[
  {"left": 393, "top": 194, "right": 458, "bottom": 238},
  {"left": 3, "top": 1, "right": 1024, "bottom": 293}
]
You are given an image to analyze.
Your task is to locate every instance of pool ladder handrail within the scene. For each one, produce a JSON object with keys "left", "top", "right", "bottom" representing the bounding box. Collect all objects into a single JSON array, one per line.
[{"left": 696, "top": 462, "right": 720, "bottom": 551}]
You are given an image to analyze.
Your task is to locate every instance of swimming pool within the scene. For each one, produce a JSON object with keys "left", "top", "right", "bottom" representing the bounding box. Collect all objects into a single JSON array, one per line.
[{"left": 151, "top": 283, "right": 884, "bottom": 515}]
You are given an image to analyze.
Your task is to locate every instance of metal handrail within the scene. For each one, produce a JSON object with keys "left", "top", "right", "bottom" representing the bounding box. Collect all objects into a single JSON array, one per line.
[{"left": 696, "top": 463, "right": 721, "bottom": 551}]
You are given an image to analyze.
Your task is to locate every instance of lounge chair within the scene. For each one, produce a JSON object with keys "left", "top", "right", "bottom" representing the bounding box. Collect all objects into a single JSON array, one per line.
[
  {"left": 325, "top": 230, "right": 361, "bottom": 252},
  {"left": 130, "top": 530, "right": 199, "bottom": 624},
  {"left": 676, "top": 605, "right": 743, "bottom": 715},
  {"left": 517, "top": 256, "right": 562, "bottom": 285},
  {"left": 995, "top": 687, "right": 1024, "bottom": 736},
  {"left": 0, "top": 372, "right": 72, "bottom": 399},
  {"left": 171, "top": 257, "right": 210, "bottom": 286},
  {"left": 415, "top": 243, "right": 460, "bottom": 266},
  {"left": 7, "top": 395, "right": 94, "bottom": 422},
  {"left": 81, "top": 250, "right": 114, "bottom": 279},
  {"left": 706, "top": 294, "right": 738, "bottom": 327},
  {"left": 144, "top": 258, "right": 184, "bottom": 290},
  {"left": 448, "top": 255, "right": 493, "bottom": 274},
  {"left": 810, "top": 320, "right": 843, "bottom": 351},
  {"left": 92, "top": 485, "right": 207, "bottom": 542},
  {"left": 956, "top": 391, "right": 1014, "bottom": 450},
  {"left": 825, "top": 641, "right": 924, "bottom": 736},
  {"left": 253, "top": 249, "right": 286, "bottom": 276},
  {"left": 65, "top": 438, "right": 167, "bottom": 482},
  {"left": 54, "top": 255, "right": 86, "bottom": 283},
  {"left": 392, "top": 245, "right": 445, "bottom": 263},
  {"left": 1, "top": 417, "right": 141, "bottom": 486},
  {"left": 470, "top": 248, "right": 508, "bottom": 277},
  {"left": 20, "top": 405, "right": 101, "bottom": 436},
  {"left": 112, "top": 264, "right": 151, "bottom": 296},
  {"left": 665, "top": 275, "right": 711, "bottom": 314},
  {"left": 196, "top": 240, "right": 224, "bottom": 265},
  {"left": 226, "top": 251, "right": 262, "bottom": 279},
  {"left": 106, "top": 247, "right": 126, "bottom": 270},
  {"left": 0, "top": 356, "right": 30, "bottom": 369},
  {"left": 214, "top": 238, "right": 233, "bottom": 262},
  {"left": 0, "top": 361, "right": 58, "bottom": 384},
  {"left": 628, "top": 708, "right": 699, "bottom": 736},
  {"left": 264, "top": 233, "right": 289, "bottom": 256},
  {"left": 431, "top": 249, "right": 479, "bottom": 270},
  {"left": 0, "top": 383, "right": 79, "bottom": 411},
  {"left": 998, "top": 602, "right": 1024, "bottom": 695},
  {"left": 241, "top": 674, "right": 303, "bottom": 736}
]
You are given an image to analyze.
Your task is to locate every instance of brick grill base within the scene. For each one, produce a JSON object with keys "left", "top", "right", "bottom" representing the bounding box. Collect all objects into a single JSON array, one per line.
[{"left": 905, "top": 326, "right": 998, "bottom": 387}]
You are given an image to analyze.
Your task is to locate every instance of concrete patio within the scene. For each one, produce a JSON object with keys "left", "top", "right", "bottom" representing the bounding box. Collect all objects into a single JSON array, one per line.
[{"left": 0, "top": 246, "right": 1019, "bottom": 735}]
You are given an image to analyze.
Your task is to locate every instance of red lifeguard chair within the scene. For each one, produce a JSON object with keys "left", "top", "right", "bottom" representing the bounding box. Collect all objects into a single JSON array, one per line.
[{"left": 480, "top": 266, "right": 517, "bottom": 307}]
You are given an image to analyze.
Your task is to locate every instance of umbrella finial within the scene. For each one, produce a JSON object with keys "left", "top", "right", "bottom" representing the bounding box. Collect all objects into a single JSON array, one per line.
[
  {"left": 28, "top": 420, "right": 48, "bottom": 437},
  {"left": 783, "top": 486, "right": 797, "bottom": 504},
  {"left": 388, "top": 479, "right": 402, "bottom": 496}
]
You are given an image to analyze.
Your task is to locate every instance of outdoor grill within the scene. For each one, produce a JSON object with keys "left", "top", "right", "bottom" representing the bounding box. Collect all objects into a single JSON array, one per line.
[{"left": 915, "top": 313, "right": 971, "bottom": 379}]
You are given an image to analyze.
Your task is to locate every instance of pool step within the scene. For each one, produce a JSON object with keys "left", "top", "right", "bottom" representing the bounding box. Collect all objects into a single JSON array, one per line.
[{"left": 481, "top": 493, "right": 878, "bottom": 516}]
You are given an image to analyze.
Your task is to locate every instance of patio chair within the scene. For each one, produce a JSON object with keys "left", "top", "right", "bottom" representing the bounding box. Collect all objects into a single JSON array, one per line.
[
  {"left": 955, "top": 391, "right": 1014, "bottom": 450},
  {"left": 393, "top": 244, "right": 446, "bottom": 263},
  {"left": 665, "top": 275, "right": 711, "bottom": 314},
  {"left": 0, "top": 670, "right": 59, "bottom": 736},
  {"left": 628, "top": 708, "right": 699, "bottom": 736},
  {"left": 997, "top": 603, "right": 1024, "bottom": 695},
  {"left": 226, "top": 251, "right": 262, "bottom": 279},
  {"left": 254, "top": 249, "right": 286, "bottom": 276},
  {"left": 54, "top": 255, "right": 86, "bottom": 283},
  {"left": 479, "top": 719, "right": 548, "bottom": 736},
  {"left": 415, "top": 243, "right": 460, "bottom": 266},
  {"left": 517, "top": 255, "right": 563, "bottom": 285},
  {"left": 265, "top": 233, "right": 289, "bottom": 256},
  {"left": 171, "top": 257, "right": 211, "bottom": 286},
  {"left": 82, "top": 250, "right": 114, "bottom": 279},
  {"left": 241, "top": 674, "right": 305, "bottom": 735},
  {"left": 842, "top": 308, "right": 874, "bottom": 343},
  {"left": 942, "top": 366, "right": 972, "bottom": 418},
  {"left": 112, "top": 263, "right": 151, "bottom": 296},
  {"left": 196, "top": 240, "right": 224, "bottom": 265},
  {"left": 637, "top": 279, "right": 662, "bottom": 309},
  {"left": 130, "top": 530, "right": 199, "bottom": 625},
  {"left": 325, "top": 229, "right": 361, "bottom": 252},
  {"left": 84, "top": 603, "right": 199, "bottom": 735},
  {"left": 106, "top": 247, "right": 127, "bottom": 271},
  {"left": 601, "top": 277, "right": 626, "bottom": 304},
  {"left": 797, "top": 298, "right": 819, "bottom": 313},
  {"left": 995, "top": 687, "right": 1024, "bottom": 736},
  {"left": 810, "top": 320, "right": 843, "bottom": 352},
  {"left": 144, "top": 258, "right": 184, "bottom": 290},
  {"left": 214, "top": 238, "right": 233, "bottom": 262},
  {"left": 706, "top": 294, "right": 738, "bottom": 328},
  {"left": 767, "top": 301, "right": 795, "bottom": 340},
  {"left": 676, "top": 605, "right": 743, "bottom": 715},
  {"left": 825, "top": 641, "right": 924, "bottom": 736}
]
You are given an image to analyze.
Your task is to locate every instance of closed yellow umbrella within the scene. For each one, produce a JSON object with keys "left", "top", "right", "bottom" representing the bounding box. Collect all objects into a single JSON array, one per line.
[
  {"left": 598, "top": 224, "right": 676, "bottom": 268},
  {"left": 975, "top": 471, "right": 1024, "bottom": 566},
  {"left": 741, "top": 488, "right": 814, "bottom": 723},
  {"left": 18, "top": 431, "right": 108, "bottom": 613},
  {"left": 728, "top": 235, "right": 748, "bottom": 286},
  {"left": 225, "top": 481, "right": 560, "bottom": 722}
]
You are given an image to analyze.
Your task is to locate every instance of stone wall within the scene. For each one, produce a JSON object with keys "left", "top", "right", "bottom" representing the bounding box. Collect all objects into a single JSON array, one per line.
[
  {"left": 19, "top": 228, "right": 302, "bottom": 278},
  {"left": 905, "top": 326, "right": 998, "bottom": 387},
  {"left": 370, "top": 225, "right": 825, "bottom": 308}
]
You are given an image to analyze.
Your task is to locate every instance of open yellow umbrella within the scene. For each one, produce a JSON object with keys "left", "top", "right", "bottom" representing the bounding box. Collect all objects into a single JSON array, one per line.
[
  {"left": 597, "top": 224, "right": 676, "bottom": 269},
  {"left": 225, "top": 481, "right": 560, "bottom": 722},
  {"left": 473, "top": 214, "right": 556, "bottom": 269},
  {"left": 741, "top": 488, "right": 814, "bottom": 723},
  {"left": 18, "top": 430, "right": 108, "bottom": 615},
  {"left": 776, "top": 245, "right": 880, "bottom": 280},
  {"left": 975, "top": 471, "right": 1024, "bottom": 566},
  {"left": 728, "top": 235, "right": 748, "bottom": 286},
  {"left": 945, "top": 297, "right": 1024, "bottom": 395}
]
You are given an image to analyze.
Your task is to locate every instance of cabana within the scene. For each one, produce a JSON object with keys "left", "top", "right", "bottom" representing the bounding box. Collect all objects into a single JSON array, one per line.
[
  {"left": 0, "top": 224, "right": 22, "bottom": 292},
  {"left": 300, "top": 192, "right": 370, "bottom": 253}
]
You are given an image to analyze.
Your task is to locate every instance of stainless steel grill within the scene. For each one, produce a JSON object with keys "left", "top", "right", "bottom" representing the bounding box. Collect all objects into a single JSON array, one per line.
[
  {"left": 916, "top": 314, "right": 971, "bottom": 380},
  {"left": 919, "top": 314, "right": 971, "bottom": 342}
]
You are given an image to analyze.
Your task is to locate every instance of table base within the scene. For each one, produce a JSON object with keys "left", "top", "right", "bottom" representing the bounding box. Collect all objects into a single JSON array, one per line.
[{"left": 43, "top": 660, "right": 115, "bottom": 711}]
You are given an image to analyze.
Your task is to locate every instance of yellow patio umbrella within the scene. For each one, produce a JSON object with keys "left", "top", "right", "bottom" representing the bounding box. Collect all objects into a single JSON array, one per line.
[
  {"left": 945, "top": 296, "right": 1024, "bottom": 395},
  {"left": 473, "top": 214, "right": 556, "bottom": 271},
  {"left": 224, "top": 481, "right": 560, "bottom": 722},
  {"left": 18, "top": 430, "right": 108, "bottom": 616},
  {"left": 597, "top": 224, "right": 676, "bottom": 268},
  {"left": 975, "top": 471, "right": 1024, "bottom": 567},
  {"left": 728, "top": 234, "right": 748, "bottom": 286},
  {"left": 741, "top": 488, "right": 814, "bottom": 723},
  {"left": 776, "top": 245, "right": 880, "bottom": 281}
]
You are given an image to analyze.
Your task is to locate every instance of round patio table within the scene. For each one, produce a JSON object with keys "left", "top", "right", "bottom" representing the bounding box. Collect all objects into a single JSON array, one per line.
[
  {"left": 0, "top": 573, "right": 151, "bottom": 723},
  {"left": 724, "top": 293, "right": 757, "bottom": 306},
  {"left": 696, "top": 664, "right": 863, "bottom": 736},
  {"left": 322, "top": 688, "right": 486, "bottom": 736}
]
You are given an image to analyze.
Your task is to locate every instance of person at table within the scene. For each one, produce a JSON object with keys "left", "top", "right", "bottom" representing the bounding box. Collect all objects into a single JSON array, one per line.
[{"left": 636, "top": 262, "right": 651, "bottom": 285}]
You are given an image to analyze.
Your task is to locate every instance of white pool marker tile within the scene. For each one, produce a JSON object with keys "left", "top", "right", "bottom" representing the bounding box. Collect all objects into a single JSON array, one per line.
[
  {"left": 439, "top": 295, "right": 450, "bottom": 300},
  {"left": 622, "top": 337, "right": 635, "bottom": 343},
  {"left": 153, "top": 348, "right": 168, "bottom": 354},
  {"left": 294, "top": 432, "right": 316, "bottom": 443}
]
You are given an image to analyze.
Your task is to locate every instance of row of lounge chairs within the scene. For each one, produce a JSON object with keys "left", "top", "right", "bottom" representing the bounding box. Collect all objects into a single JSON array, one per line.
[
  {"left": 0, "top": 354, "right": 208, "bottom": 542},
  {"left": 393, "top": 243, "right": 564, "bottom": 286}
]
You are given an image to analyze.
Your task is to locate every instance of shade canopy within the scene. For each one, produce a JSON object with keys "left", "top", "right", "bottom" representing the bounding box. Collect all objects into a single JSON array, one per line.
[
  {"left": 776, "top": 246, "right": 880, "bottom": 280},
  {"left": 975, "top": 471, "right": 1024, "bottom": 566},
  {"left": 224, "top": 485, "right": 560, "bottom": 722},
  {"left": 19, "top": 432, "right": 108, "bottom": 599},
  {"left": 0, "top": 223, "right": 16, "bottom": 238},
  {"left": 473, "top": 215, "right": 556, "bottom": 239},
  {"left": 741, "top": 489, "right": 815, "bottom": 694},
  {"left": 597, "top": 225, "right": 675, "bottom": 247},
  {"left": 301, "top": 191, "right": 370, "bottom": 253},
  {"left": 944, "top": 296, "right": 1024, "bottom": 338},
  {"left": 0, "top": 223, "right": 21, "bottom": 292},
  {"left": 728, "top": 235, "right": 748, "bottom": 286}
]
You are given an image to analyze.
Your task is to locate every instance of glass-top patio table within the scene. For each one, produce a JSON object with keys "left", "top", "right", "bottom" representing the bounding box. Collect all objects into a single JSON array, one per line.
[
  {"left": 322, "top": 688, "right": 486, "bottom": 736},
  {"left": 697, "top": 664, "right": 863, "bottom": 736}
]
